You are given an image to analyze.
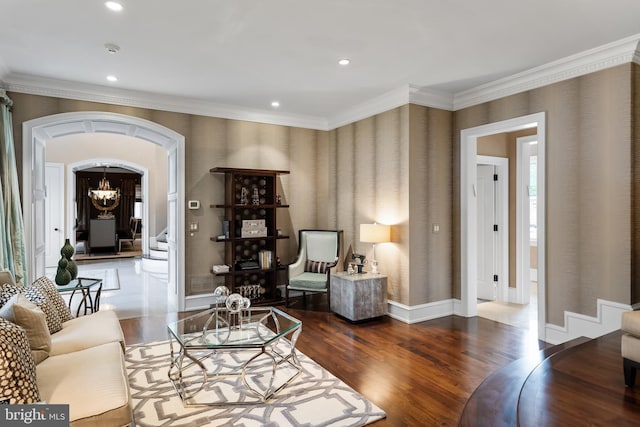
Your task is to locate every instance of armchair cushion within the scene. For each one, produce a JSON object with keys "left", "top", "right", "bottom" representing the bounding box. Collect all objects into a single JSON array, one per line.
[{"left": 289, "top": 272, "right": 329, "bottom": 291}]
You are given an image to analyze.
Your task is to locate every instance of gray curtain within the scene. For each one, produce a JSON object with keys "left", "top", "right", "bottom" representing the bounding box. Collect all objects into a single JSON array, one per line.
[{"left": 0, "top": 90, "right": 27, "bottom": 286}]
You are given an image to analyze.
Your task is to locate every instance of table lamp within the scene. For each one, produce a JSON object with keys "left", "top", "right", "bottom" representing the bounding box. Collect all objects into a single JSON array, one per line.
[{"left": 360, "top": 223, "right": 390, "bottom": 274}]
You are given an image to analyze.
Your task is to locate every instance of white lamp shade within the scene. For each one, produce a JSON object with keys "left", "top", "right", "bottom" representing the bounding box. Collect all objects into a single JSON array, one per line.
[{"left": 360, "top": 223, "right": 390, "bottom": 243}]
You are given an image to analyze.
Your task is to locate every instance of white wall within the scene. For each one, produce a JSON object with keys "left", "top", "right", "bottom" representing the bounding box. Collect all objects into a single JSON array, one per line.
[{"left": 45, "top": 133, "right": 168, "bottom": 237}]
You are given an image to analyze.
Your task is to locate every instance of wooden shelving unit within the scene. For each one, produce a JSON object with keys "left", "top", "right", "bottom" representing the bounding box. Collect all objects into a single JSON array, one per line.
[{"left": 210, "top": 167, "right": 290, "bottom": 305}]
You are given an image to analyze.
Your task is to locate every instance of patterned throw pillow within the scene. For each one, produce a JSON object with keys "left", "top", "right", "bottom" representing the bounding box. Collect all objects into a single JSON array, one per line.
[
  {"left": 305, "top": 259, "right": 330, "bottom": 274},
  {"left": 23, "top": 286, "right": 64, "bottom": 335},
  {"left": 0, "top": 283, "right": 23, "bottom": 308},
  {"left": 0, "top": 317, "right": 40, "bottom": 404},
  {"left": 31, "top": 277, "right": 73, "bottom": 323}
]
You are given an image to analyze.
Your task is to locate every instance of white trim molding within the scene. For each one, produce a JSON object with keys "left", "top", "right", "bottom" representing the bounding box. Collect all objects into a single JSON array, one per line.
[
  {"left": 4, "top": 73, "right": 329, "bottom": 131},
  {"left": 454, "top": 34, "right": 640, "bottom": 110},
  {"left": 327, "top": 85, "right": 411, "bottom": 130},
  {"left": 3, "top": 35, "right": 637, "bottom": 131},
  {"left": 386, "top": 299, "right": 458, "bottom": 324},
  {"left": 545, "top": 299, "right": 632, "bottom": 345},
  {"left": 184, "top": 293, "right": 217, "bottom": 312}
]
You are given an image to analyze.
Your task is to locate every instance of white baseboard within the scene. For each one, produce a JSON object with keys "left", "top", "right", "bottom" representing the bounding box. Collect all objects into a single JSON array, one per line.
[
  {"left": 508, "top": 287, "right": 520, "bottom": 304},
  {"left": 185, "top": 286, "right": 304, "bottom": 312},
  {"left": 184, "top": 293, "right": 215, "bottom": 312},
  {"left": 188, "top": 291, "right": 629, "bottom": 346},
  {"left": 387, "top": 299, "right": 458, "bottom": 324},
  {"left": 545, "top": 298, "right": 631, "bottom": 345}
]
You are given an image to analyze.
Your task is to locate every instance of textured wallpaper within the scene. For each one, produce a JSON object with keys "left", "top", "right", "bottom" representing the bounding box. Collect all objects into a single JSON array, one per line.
[
  {"left": 455, "top": 64, "right": 633, "bottom": 325},
  {"left": 9, "top": 61, "right": 639, "bottom": 324}
]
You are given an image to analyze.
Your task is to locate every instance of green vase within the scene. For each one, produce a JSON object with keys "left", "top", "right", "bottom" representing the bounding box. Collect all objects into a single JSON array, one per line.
[
  {"left": 60, "top": 238, "right": 75, "bottom": 259},
  {"left": 60, "top": 238, "right": 77, "bottom": 280},
  {"left": 55, "top": 257, "right": 72, "bottom": 286},
  {"left": 66, "top": 258, "right": 78, "bottom": 280}
]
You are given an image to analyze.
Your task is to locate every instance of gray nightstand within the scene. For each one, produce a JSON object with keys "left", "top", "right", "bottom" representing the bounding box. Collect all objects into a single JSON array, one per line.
[{"left": 330, "top": 272, "right": 387, "bottom": 321}]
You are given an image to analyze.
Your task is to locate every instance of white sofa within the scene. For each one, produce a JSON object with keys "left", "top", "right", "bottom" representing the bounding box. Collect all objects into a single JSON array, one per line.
[{"left": 0, "top": 274, "right": 131, "bottom": 426}]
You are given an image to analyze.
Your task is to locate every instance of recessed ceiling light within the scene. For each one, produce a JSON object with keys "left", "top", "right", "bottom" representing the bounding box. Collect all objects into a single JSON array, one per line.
[
  {"left": 105, "top": 1, "right": 123, "bottom": 12},
  {"left": 271, "top": 101, "right": 280, "bottom": 108},
  {"left": 338, "top": 59, "right": 350, "bottom": 66},
  {"left": 106, "top": 75, "right": 118, "bottom": 82}
]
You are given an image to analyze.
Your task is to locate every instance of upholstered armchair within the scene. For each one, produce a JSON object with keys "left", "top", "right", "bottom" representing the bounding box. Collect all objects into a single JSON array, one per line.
[{"left": 286, "top": 229, "right": 342, "bottom": 310}]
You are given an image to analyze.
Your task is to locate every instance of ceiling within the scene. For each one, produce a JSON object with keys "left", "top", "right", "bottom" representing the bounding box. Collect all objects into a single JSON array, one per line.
[{"left": 1, "top": 0, "right": 639, "bottom": 129}]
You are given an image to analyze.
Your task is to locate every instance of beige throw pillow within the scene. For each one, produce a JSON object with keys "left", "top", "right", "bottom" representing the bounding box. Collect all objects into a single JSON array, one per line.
[{"left": 0, "top": 294, "right": 52, "bottom": 364}]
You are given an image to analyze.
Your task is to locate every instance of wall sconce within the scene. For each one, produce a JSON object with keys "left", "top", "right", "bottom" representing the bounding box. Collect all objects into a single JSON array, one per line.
[{"left": 360, "top": 223, "right": 390, "bottom": 274}]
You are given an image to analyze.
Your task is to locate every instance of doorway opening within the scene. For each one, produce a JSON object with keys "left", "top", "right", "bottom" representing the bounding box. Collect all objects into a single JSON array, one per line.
[
  {"left": 461, "top": 112, "right": 546, "bottom": 341},
  {"left": 22, "top": 112, "right": 185, "bottom": 312}
]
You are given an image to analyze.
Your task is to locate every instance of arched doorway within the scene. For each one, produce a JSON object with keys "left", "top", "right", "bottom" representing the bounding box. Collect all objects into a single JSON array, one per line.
[
  {"left": 22, "top": 112, "right": 185, "bottom": 311},
  {"left": 65, "top": 157, "right": 150, "bottom": 256}
]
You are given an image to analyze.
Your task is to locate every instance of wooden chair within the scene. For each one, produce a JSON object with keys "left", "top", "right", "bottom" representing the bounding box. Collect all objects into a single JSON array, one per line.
[
  {"left": 286, "top": 229, "right": 342, "bottom": 310},
  {"left": 118, "top": 217, "right": 141, "bottom": 252}
]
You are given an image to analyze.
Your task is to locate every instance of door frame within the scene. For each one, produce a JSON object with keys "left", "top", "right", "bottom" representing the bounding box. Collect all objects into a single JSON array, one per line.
[
  {"left": 460, "top": 112, "right": 546, "bottom": 340},
  {"left": 477, "top": 156, "right": 509, "bottom": 302},
  {"left": 22, "top": 111, "right": 186, "bottom": 311},
  {"left": 516, "top": 135, "right": 538, "bottom": 304}
]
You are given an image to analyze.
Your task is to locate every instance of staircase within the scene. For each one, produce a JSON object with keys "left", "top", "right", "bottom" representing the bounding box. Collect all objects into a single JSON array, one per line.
[{"left": 141, "top": 228, "right": 168, "bottom": 274}]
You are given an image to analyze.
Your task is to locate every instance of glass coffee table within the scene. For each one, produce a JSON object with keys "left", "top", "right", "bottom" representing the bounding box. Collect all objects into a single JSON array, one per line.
[
  {"left": 56, "top": 277, "right": 103, "bottom": 317},
  {"left": 167, "top": 306, "right": 302, "bottom": 407}
]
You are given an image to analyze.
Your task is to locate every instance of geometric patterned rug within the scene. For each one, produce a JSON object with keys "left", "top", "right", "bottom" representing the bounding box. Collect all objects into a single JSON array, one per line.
[{"left": 125, "top": 340, "right": 386, "bottom": 427}]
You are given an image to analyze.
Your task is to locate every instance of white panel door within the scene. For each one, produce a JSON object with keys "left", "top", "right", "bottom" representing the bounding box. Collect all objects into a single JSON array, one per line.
[
  {"left": 33, "top": 137, "right": 47, "bottom": 278},
  {"left": 45, "top": 163, "right": 64, "bottom": 267},
  {"left": 477, "top": 165, "right": 496, "bottom": 301},
  {"left": 166, "top": 146, "right": 179, "bottom": 312}
]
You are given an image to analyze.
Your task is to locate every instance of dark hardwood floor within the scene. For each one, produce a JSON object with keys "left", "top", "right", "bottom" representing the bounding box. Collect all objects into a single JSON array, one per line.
[{"left": 119, "top": 298, "right": 640, "bottom": 426}]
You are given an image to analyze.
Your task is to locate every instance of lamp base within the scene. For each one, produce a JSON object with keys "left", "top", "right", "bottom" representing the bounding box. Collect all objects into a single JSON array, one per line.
[{"left": 370, "top": 260, "right": 379, "bottom": 274}]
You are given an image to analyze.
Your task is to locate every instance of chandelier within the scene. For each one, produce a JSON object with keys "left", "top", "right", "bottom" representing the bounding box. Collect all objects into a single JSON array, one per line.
[{"left": 88, "top": 168, "right": 121, "bottom": 218}]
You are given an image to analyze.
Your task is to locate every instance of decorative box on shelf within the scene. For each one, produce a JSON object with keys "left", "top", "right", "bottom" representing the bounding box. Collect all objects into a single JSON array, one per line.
[
  {"left": 241, "top": 219, "right": 268, "bottom": 238},
  {"left": 212, "top": 264, "right": 230, "bottom": 274}
]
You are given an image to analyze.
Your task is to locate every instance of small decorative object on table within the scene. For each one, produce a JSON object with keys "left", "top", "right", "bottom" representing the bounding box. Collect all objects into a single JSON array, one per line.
[
  {"left": 347, "top": 263, "right": 355, "bottom": 275},
  {"left": 213, "top": 285, "right": 230, "bottom": 304},
  {"left": 351, "top": 253, "right": 366, "bottom": 273},
  {"left": 60, "top": 238, "right": 78, "bottom": 280},
  {"left": 55, "top": 257, "right": 72, "bottom": 286}
]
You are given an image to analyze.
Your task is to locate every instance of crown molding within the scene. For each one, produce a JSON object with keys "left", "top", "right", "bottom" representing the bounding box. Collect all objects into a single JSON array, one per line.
[
  {"left": 1, "top": 34, "right": 639, "bottom": 131},
  {"left": 408, "top": 85, "right": 454, "bottom": 110},
  {"left": 326, "top": 85, "right": 411, "bottom": 129},
  {"left": 2, "top": 73, "right": 329, "bottom": 131},
  {"left": 325, "top": 84, "right": 456, "bottom": 129},
  {"left": 453, "top": 33, "right": 640, "bottom": 110}
]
